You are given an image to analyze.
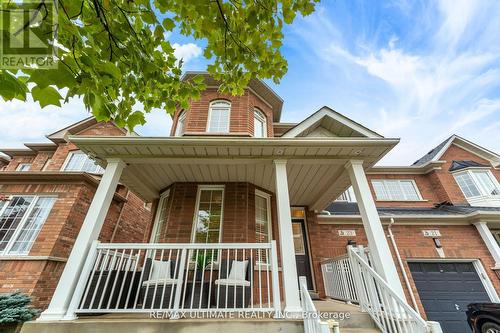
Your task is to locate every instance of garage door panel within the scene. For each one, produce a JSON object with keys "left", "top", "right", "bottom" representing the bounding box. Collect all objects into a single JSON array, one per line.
[{"left": 409, "top": 261, "right": 491, "bottom": 333}]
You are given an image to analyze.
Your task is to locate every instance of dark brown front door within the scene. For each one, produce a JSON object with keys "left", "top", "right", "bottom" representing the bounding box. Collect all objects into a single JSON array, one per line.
[{"left": 292, "top": 219, "right": 313, "bottom": 289}]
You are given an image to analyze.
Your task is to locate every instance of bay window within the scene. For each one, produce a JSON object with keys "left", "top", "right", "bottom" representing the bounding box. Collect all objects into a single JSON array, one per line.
[
  {"left": 255, "top": 191, "right": 271, "bottom": 263},
  {"left": 253, "top": 109, "right": 267, "bottom": 138},
  {"left": 0, "top": 195, "right": 56, "bottom": 255},
  {"left": 207, "top": 100, "right": 230, "bottom": 133},
  {"left": 192, "top": 186, "right": 224, "bottom": 244},
  {"left": 454, "top": 170, "right": 500, "bottom": 198}
]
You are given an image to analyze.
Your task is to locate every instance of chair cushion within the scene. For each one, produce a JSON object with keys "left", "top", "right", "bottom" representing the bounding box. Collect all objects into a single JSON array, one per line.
[
  {"left": 228, "top": 260, "right": 248, "bottom": 281},
  {"left": 142, "top": 278, "right": 179, "bottom": 287},
  {"left": 150, "top": 259, "right": 171, "bottom": 280},
  {"left": 214, "top": 278, "right": 250, "bottom": 287}
]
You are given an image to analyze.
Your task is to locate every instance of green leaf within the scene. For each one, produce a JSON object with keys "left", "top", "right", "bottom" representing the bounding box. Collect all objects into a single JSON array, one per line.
[
  {"left": 162, "top": 18, "right": 175, "bottom": 31},
  {"left": 31, "top": 86, "right": 63, "bottom": 108},
  {"left": 0, "top": 71, "right": 28, "bottom": 101}
]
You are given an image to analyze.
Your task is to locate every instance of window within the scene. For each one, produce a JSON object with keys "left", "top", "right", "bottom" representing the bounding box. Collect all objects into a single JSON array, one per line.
[
  {"left": 336, "top": 187, "right": 356, "bottom": 202},
  {"left": 150, "top": 191, "right": 170, "bottom": 243},
  {"left": 255, "top": 191, "right": 271, "bottom": 263},
  {"left": 372, "top": 180, "right": 422, "bottom": 201},
  {"left": 192, "top": 186, "right": 224, "bottom": 244},
  {"left": 253, "top": 109, "right": 267, "bottom": 138},
  {"left": 454, "top": 170, "right": 500, "bottom": 198},
  {"left": 207, "top": 100, "right": 230, "bottom": 133},
  {"left": 0, "top": 195, "right": 56, "bottom": 255},
  {"left": 175, "top": 111, "right": 186, "bottom": 137},
  {"left": 16, "top": 163, "right": 31, "bottom": 172},
  {"left": 62, "top": 151, "right": 104, "bottom": 174}
]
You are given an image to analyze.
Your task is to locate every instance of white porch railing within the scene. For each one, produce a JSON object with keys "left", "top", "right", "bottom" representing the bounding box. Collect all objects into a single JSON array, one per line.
[
  {"left": 321, "top": 246, "right": 430, "bottom": 333},
  {"left": 348, "top": 246, "right": 428, "bottom": 333},
  {"left": 299, "top": 276, "right": 332, "bottom": 333},
  {"left": 67, "top": 241, "right": 281, "bottom": 317},
  {"left": 321, "top": 254, "right": 358, "bottom": 303}
]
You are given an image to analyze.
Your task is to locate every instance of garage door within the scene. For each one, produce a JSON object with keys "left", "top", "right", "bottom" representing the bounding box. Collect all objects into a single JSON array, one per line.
[{"left": 409, "top": 262, "right": 491, "bottom": 333}]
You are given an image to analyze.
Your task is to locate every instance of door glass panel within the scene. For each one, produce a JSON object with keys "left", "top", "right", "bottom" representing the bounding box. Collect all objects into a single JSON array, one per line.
[{"left": 292, "top": 223, "right": 306, "bottom": 255}]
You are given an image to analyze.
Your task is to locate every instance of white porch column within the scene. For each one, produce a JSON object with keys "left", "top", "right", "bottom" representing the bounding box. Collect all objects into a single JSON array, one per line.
[
  {"left": 474, "top": 221, "right": 500, "bottom": 268},
  {"left": 38, "top": 158, "right": 126, "bottom": 321},
  {"left": 273, "top": 160, "right": 301, "bottom": 313},
  {"left": 345, "top": 160, "right": 405, "bottom": 299}
]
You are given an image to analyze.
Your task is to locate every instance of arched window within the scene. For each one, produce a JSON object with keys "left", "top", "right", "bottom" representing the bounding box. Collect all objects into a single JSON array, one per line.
[
  {"left": 253, "top": 108, "right": 267, "bottom": 138},
  {"left": 207, "top": 100, "right": 231, "bottom": 133},
  {"left": 175, "top": 110, "right": 186, "bottom": 136}
]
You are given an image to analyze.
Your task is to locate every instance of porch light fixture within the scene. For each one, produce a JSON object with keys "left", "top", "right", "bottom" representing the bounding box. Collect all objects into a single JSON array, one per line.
[
  {"left": 275, "top": 148, "right": 284, "bottom": 155},
  {"left": 347, "top": 239, "right": 356, "bottom": 246}
]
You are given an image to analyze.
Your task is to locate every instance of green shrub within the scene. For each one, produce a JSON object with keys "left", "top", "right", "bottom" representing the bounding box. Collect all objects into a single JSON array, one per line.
[{"left": 0, "top": 293, "right": 38, "bottom": 324}]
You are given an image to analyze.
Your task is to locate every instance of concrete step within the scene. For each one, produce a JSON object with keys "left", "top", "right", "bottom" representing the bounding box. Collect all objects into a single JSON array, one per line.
[
  {"left": 314, "top": 299, "right": 377, "bottom": 329},
  {"left": 341, "top": 329, "right": 381, "bottom": 333},
  {"left": 21, "top": 318, "right": 304, "bottom": 333}
]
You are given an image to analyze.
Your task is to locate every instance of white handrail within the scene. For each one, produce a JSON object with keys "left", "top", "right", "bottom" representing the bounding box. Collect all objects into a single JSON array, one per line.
[
  {"left": 299, "top": 276, "right": 332, "bottom": 333},
  {"left": 66, "top": 241, "right": 281, "bottom": 319},
  {"left": 321, "top": 255, "right": 358, "bottom": 303},
  {"left": 348, "top": 246, "right": 428, "bottom": 333}
]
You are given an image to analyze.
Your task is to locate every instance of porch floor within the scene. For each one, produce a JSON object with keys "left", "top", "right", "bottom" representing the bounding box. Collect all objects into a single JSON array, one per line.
[
  {"left": 313, "top": 299, "right": 380, "bottom": 331},
  {"left": 21, "top": 318, "right": 303, "bottom": 333}
]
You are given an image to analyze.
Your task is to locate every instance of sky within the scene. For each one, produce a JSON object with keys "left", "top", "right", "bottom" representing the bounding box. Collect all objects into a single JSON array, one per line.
[{"left": 1, "top": 0, "right": 500, "bottom": 165}]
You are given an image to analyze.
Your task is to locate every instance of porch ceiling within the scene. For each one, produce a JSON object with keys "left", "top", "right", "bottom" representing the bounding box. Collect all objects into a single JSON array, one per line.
[{"left": 69, "top": 136, "right": 399, "bottom": 210}]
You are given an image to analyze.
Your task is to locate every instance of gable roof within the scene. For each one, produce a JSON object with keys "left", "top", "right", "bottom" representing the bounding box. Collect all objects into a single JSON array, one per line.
[
  {"left": 413, "top": 135, "right": 500, "bottom": 168},
  {"left": 281, "top": 106, "right": 383, "bottom": 138}
]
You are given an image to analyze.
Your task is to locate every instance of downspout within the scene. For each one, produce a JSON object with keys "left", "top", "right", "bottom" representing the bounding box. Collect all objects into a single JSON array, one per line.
[{"left": 387, "top": 217, "right": 420, "bottom": 314}]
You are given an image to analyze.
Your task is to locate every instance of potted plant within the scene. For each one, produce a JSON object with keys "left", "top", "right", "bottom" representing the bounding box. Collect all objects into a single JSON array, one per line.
[
  {"left": 194, "top": 251, "right": 213, "bottom": 281},
  {"left": 0, "top": 293, "right": 38, "bottom": 333}
]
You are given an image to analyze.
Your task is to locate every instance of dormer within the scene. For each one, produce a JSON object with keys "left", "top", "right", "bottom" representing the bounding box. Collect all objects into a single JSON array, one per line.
[{"left": 170, "top": 72, "right": 283, "bottom": 137}]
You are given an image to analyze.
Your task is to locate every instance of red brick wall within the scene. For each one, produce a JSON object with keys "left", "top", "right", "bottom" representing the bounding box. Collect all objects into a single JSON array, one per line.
[
  {"left": 4, "top": 155, "right": 35, "bottom": 171},
  {"left": 367, "top": 143, "right": 500, "bottom": 208},
  {"left": 170, "top": 88, "right": 274, "bottom": 137},
  {"left": 306, "top": 214, "right": 500, "bottom": 319}
]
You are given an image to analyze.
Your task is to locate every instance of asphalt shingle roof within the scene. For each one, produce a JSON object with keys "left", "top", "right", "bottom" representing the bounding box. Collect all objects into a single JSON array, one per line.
[
  {"left": 412, "top": 136, "right": 452, "bottom": 166},
  {"left": 449, "top": 160, "right": 490, "bottom": 172},
  {"left": 324, "top": 202, "right": 500, "bottom": 216}
]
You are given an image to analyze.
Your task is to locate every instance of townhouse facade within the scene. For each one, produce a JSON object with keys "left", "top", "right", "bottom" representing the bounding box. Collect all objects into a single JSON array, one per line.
[
  {"left": 6, "top": 72, "right": 500, "bottom": 333},
  {"left": 0, "top": 118, "right": 154, "bottom": 309}
]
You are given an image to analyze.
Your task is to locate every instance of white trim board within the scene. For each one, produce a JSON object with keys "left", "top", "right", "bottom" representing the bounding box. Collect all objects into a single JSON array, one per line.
[{"left": 282, "top": 107, "right": 383, "bottom": 139}]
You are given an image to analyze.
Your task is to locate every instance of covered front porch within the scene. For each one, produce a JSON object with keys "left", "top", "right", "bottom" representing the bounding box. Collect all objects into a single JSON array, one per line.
[{"left": 36, "top": 136, "right": 402, "bottom": 322}]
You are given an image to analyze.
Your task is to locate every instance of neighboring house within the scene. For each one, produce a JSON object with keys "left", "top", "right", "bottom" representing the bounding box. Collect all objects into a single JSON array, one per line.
[
  {"left": 20, "top": 72, "right": 500, "bottom": 333},
  {"left": 0, "top": 118, "right": 154, "bottom": 309}
]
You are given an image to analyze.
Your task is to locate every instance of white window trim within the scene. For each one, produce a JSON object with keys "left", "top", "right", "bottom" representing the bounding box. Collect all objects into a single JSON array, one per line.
[
  {"left": 61, "top": 150, "right": 103, "bottom": 174},
  {"left": 255, "top": 189, "right": 272, "bottom": 265},
  {"left": 206, "top": 100, "right": 231, "bottom": 133},
  {"left": 452, "top": 168, "right": 500, "bottom": 198},
  {"left": 16, "top": 163, "right": 31, "bottom": 171},
  {"left": 175, "top": 111, "right": 187, "bottom": 137},
  {"left": 149, "top": 190, "right": 170, "bottom": 243},
  {"left": 336, "top": 187, "right": 356, "bottom": 202},
  {"left": 190, "top": 185, "right": 225, "bottom": 243},
  {"left": 253, "top": 108, "right": 267, "bottom": 138},
  {"left": 371, "top": 179, "right": 423, "bottom": 201},
  {"left": 0, "top": 194, "right": 57, "bottom": 256}
]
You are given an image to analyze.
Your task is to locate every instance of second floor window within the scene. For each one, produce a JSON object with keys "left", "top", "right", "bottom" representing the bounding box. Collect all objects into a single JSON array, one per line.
[
  {"left": 175, "top": 111, "right": 186, "bottom": 137},
  {"left": 62, "top": 151, "right": 104, "bottom": 174},
  {"left": 454, "top": 170, "right": 500, "bottom": 198},
  {"left": 254, "top": 109, "right": 267, "bottom": 138},
  {"left": 372, "top": 179, "right": 422, "bottom": 201},
  {"left": 0, "top": 195, "right": 57, "bottom": 255},
  {"left": 16, "top": 163, "right": 31, "bottom": 172},
  {"left": 207, "top": 100, "right": 230, "bottom": 133}
]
